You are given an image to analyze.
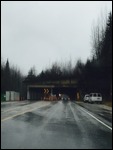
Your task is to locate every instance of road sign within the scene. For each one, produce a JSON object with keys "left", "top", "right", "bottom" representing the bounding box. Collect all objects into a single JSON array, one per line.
[{"left": 44, "top": 89, "right": 49, "bottom": 93}]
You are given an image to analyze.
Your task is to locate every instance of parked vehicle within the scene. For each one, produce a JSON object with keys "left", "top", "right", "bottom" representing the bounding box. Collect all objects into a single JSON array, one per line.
[
  {"left": 84, "top": 94, "right": 90, "bottom": 102},
  {"left": 89, "top": 93, "right": 102, "bottom": 103}
]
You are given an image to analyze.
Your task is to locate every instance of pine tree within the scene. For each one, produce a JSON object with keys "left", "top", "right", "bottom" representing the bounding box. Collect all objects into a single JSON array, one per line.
[{"left": 4, "top": 59, "right": 11, "bottom": 91}]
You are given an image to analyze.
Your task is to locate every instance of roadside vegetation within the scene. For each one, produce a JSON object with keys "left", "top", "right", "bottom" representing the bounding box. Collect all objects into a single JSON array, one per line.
[
  {"left": 25, "top": 12, "right": 112, "bottom": 101},
  {"left": 1, "top": 11, "right": 112, "bottom": 102},
  {"left": 1, "top": 59, "right": 25, "bottom": 100}
]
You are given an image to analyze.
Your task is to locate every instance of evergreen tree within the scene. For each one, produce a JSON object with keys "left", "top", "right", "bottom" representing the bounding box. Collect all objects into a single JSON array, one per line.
[{"left": 4, "top": 59, "right": 11, "bottom": 91}]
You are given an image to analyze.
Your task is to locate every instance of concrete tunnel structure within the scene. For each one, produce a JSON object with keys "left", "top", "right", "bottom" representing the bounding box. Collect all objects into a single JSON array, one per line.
[
  {"left": 27, "top": 85, "right": 77, "bottom": 100},
  {"left": 23, "top": 78, "right": 79, "bottom": 101}
]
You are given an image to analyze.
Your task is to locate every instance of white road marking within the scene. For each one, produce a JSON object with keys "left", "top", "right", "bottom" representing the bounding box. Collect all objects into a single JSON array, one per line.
[
  {"left": 1, "top": 102, "right": 36, "bottom": 113},
  {"left": 2, "top": 107, "right": 21, "bottom": 113},
  {"left": 65, "top": 105, "right": 68, "bottom": 119},
  {"left": 74, "top": 102, "right": 112, "bottom": 131},
  {"left": 1, "top": 104, "right": 50, "bottom": 122},
  {"left": 69, "top": 103, "right": 77, "bottom": 121}
]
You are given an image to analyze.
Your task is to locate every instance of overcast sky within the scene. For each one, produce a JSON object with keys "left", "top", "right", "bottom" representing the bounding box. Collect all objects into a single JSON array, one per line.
[{"left": 1, "top": 1, "right": 112, "bottom": 75}]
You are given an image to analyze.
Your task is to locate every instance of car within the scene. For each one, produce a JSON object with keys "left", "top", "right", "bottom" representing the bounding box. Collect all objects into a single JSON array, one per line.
[
  {"left": 89, "top": 93, "right": 102, "bottom": 103},
  {"left": 84, "top": 94, "right": 90, "bottom": 102},
  {"left": 61, "top": 94, "right": 70, "bottom": 102}
]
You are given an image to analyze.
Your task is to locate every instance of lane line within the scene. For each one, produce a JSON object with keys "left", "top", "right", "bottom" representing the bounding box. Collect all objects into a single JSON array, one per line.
[
  {"left": 65, "top": 104, "right": 67, "bottom": 119},
  {"left": 73, "top": 102, "right": 112, "bottom": 131},
  {"left": 1, "top": 107, "right": 22, "bottom": 113},
  {"left": 69, "top": 102, "right": 77, "bottom": 121},
  {"left": 1, "top": 104, "right": 50, "bottom": 122},
  {"left": 1, "top": 101, "right": 43, "bottom": 113},
  {"left": 2, "top": 102, "right": 38, "bottom": 113}
]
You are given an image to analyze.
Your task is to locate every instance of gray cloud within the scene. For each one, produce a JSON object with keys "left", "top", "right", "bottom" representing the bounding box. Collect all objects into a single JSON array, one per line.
[{"left": 1, "top": 1, "right": 112, "bottom": 75}]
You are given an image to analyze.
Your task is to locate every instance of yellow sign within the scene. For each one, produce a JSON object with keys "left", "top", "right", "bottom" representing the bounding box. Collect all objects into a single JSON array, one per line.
[
  {"left": 47, "top": 89, "right": 49, "bottom": 93},
  {"left": 44, "top": 89, "right": 49, "bottom": 93},
  {"left": 44, "top": 89, "right": 46, "bottom": 93}
]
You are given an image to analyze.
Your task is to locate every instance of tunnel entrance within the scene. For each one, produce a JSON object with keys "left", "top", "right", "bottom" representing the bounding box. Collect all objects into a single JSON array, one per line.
[
  {"left": 27, "top": 86, "right": 77, "bottom": 101},
  {"left": 52, "top": 87, "right": 77, "bottom": 100}
]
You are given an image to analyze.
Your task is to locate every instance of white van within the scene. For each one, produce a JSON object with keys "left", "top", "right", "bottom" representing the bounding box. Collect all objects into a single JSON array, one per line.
[
  {"left": 84, "top": 94, "right": 90, "bottom": 102},
  {"left": 89, "top": 93, "right": 102, "bottom": 103}
]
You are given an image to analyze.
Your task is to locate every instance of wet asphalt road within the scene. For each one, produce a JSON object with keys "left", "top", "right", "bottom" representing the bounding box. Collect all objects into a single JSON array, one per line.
[
  {"left": 1, "top": 101, "right": 112, "bottom": 149},
  {"left": 76, "top": 101, "right": 112, "bottom": 127}
]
